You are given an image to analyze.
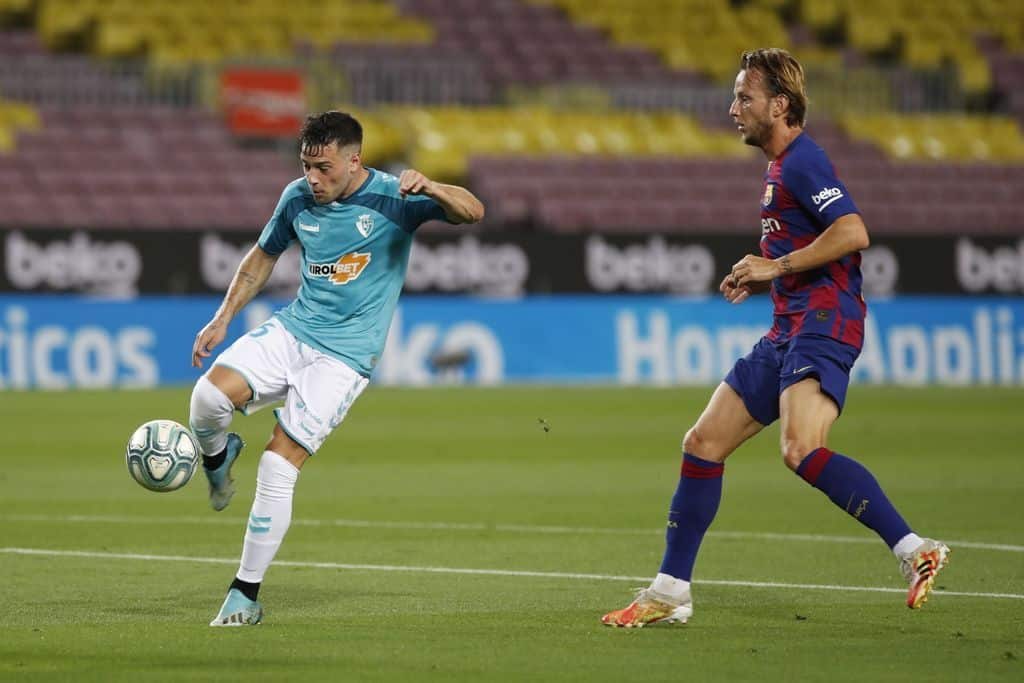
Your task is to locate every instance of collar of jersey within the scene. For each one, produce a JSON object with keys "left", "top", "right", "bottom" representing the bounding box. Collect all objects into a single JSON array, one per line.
[
  {"left": 780, "top": 131, "right": 807, "bottom": 159},
  {"left": 333, "top": 168, "right": 375, "bottom": 204}
]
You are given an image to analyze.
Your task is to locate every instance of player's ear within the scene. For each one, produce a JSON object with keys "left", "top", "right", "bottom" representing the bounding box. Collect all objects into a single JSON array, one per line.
[
  {"left": 341, "top": 143, "right": 361, "bottom": 168},
  {"left": 772, "top": 93, "right": 789, "bottom": 120}
]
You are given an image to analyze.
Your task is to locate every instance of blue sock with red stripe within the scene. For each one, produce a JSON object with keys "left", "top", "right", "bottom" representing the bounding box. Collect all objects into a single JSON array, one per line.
[
  {"left": 796, "top": 448, "right": 912, "bottom": 548},
  {"left": 659, "top": 453, "right": 724, "bottom": 581}
]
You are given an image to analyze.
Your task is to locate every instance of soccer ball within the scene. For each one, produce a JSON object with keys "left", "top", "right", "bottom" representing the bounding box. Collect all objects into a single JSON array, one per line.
[{"left": 125, "top": 419, "right": 200, "bottom": 492}]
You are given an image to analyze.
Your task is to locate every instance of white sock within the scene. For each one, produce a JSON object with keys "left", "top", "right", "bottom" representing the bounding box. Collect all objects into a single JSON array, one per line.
[
  {"left": 651, "top": 572, "right": 691, "bottom": 600},
  {"left": 892, "top": 533, "right": 925, "bottom": 558},
  {"left": 236, "top": 451, "right": 300, "bottom": 583},
  {"left": 188, "top": 375, "right": 234, "bottom": 456}
]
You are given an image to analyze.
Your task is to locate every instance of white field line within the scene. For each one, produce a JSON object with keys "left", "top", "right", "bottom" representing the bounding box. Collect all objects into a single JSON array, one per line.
[
  {"left": 2, "top": 513, "right": 1023, "bottom": 553},
  {"left": 2, "top": 546, "right": 1023, "bottom": 601}
]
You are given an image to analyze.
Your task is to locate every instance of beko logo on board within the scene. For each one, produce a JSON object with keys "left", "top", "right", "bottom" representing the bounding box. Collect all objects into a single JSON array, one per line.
[
  {"left": 956, "top": 238, "right": 1024, "bottom": 293},
  {"left": 406, "top": 236, "right": 529, "bottom": 296},
  {"left": 4, "top": 231, "right": 141, "bottom": 296},
  {"left": 586, "top": 235, "right": 715, "bottom": 294}
]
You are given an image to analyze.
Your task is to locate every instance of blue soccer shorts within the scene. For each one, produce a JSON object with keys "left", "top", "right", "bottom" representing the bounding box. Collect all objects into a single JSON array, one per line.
[{"left": 723, "top": 334, "right": 861, "bottom": 426}]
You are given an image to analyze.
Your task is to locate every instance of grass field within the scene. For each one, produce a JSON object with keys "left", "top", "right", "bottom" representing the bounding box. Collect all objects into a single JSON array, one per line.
[{"left": 1, "top": 385, "right": 1022, "bottom": 682}]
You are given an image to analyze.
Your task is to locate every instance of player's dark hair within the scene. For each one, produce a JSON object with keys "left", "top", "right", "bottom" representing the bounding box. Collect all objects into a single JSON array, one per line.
[
  {"left": 740, "top": 48, "right": 807, "bottom": 127},
  {"left": 298, "top": 111, "right": 363, "bottom": 155}
]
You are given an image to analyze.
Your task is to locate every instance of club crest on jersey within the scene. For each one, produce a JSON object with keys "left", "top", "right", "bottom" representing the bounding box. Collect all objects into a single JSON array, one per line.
[
  {"left": 762, "top": 184, "right": 774, "bottom": 207},
  {"left": 356, "top": 213, "right": 374, "bottom": 238},
  {"left": 308, "top": 252, "right": 371, "bottom": 285}
]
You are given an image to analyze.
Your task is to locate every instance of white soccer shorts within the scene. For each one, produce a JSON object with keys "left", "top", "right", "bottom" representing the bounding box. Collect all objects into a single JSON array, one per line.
[{"left": 213, "top": 317, "right": 369, "bottom": 454}]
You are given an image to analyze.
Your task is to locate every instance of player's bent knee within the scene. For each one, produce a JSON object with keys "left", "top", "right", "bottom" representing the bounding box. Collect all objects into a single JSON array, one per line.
[
  {"left": 780, "top": 439, "right": 817, "bottom": 471},
  {"left": 189, "top": 376, "right": 237, "bottom": 455},
  {"left": 681, "top": 426, "right": 703, "bottom": 456},
  {"left": 682, "top": 426, "right": 727, "bottom": 461},
  {"left": 190, "top": 375, "right": 234, "bottom": 423},
  {"left": 265, "top": 424, "right": 310, "bottom": 470}
]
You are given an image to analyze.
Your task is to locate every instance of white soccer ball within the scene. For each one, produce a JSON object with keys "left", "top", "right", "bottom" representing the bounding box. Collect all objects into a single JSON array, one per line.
[{"left": 125, "top": 419, "right": 200, "bottom": 492}]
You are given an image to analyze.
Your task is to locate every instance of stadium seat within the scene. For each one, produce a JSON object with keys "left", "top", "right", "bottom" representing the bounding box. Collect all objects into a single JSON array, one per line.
[
  {"left": 32, "top": 0, "right": 433, "bottom": 63},
  {"left": 840, "top": 114, "right": 1024, "bottom": 163},
  {"left": 529, "top": 0, "right": 804, "bottom": 82},
  {"left": 0, "top": 0, "right": 1021, "bottom": 237},
  {"left": 402, "top": 0, "right": 688, "bottom": 86}
]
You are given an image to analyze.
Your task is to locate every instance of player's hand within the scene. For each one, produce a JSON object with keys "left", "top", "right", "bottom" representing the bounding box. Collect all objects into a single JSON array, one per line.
[
  {"left": 719, "top": 273, "right": 755, "bottom": 304},
  {"left": 192, "top": 318, "right": 228, "bottom": 368},
  {"left": 399, "top": 169, "right": 436, "bottom": 197},
  {"left": 729, "top": 254, "right": 781, "bottom": 289}
]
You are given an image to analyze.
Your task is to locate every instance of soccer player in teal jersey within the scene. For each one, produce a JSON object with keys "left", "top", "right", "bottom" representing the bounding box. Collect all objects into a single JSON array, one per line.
[{"left": 188, "top": 111, "right": 484, "bottom": 626}]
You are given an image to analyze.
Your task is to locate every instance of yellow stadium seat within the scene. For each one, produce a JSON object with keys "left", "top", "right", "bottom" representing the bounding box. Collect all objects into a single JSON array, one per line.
[
  {"left": 362, "top": 105, "right": 756, "bottom": 182},
  {"left": 0, "top": 100, "right": 38, "bottom": 153},
  {"left": 36, "top": 0, "right": 95, "bottom": 49},
  {"left": 0, "top": 0, "right": 33, "bottom": 13},
  {"left": 799, "top": 0, "right": 842, "bottom": 31},
  {"left": 902, "top": 33, "right": 945, "bottom": 69},
  {"left": 840, "top": 113, "right": 1024, "bottom": 164},
  {"left": 954, "top": 52, "right": 993, "bottom": 97},
  {"left": 0, "top": 126, "right": 14, "bottom": 154},
  {"left": 846, "top": 12, "right": 894, "bottom": 53},
  {"left": 0, "top": 101, "right": 41, "bottom": 132},
  {"left": 529, "top": 0, "right": 798, "bottom": 83},
  {"left": 92, "top": 18, "right": 148, "bottom": 58},
  {"left": 33, "top": 0, "right": 435, "bottom": 63}
]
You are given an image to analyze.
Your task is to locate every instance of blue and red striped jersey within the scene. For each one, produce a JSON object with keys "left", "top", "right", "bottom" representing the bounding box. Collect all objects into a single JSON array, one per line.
[{"left": 759, "top": 132, "right": 866, "bottom": 349}]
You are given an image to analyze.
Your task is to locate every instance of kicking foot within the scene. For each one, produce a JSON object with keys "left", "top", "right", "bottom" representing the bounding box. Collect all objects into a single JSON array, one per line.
[
  {"left": 900, "top": 538, "right": 950, "bottom": 609},
  {"left": 203, "top": 432, "right": 244, "bottom": 511}
]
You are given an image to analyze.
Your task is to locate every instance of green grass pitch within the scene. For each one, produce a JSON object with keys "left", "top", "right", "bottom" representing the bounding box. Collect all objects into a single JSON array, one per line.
[{"left": 1, "top": 386, "right": 1022, "bottom": 682}]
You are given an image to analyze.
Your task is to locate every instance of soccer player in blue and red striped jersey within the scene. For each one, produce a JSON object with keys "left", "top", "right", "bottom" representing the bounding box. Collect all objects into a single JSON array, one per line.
[{"left": 602, "top": 48, "right": 950, "bottom": 628}]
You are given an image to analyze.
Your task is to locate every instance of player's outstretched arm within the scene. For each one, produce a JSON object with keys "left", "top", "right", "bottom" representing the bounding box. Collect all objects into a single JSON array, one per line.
[
  {"left": 192, "top": 245, "right": 279, "bottom": 368},
  {"left": 730, "top": 213, "right": 869, "bottom": 287},
  {"left": 398, "top": 169, "right": 485, "bottom": 224}
]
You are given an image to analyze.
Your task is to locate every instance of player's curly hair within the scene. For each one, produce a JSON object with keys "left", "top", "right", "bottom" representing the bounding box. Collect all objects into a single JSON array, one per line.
[
  {"left": 740, "top": 48, "right": 807, "bottom": 127},
  {"left": 299, "top": 111, "right": 363, "bottom": 155}
]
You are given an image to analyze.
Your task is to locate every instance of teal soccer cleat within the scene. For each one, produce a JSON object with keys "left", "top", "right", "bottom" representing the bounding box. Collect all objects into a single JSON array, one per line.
[
  {"left": 203, "top": 432, "right": 244, "bottom": 512},
  {"left": 209, "top": 588, "right": 263, "bottom": 626}
]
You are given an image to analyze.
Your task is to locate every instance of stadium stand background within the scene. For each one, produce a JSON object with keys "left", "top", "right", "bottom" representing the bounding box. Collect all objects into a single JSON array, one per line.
[{"left": 0, "top": 0, "right": 1021, "bottom": 235}]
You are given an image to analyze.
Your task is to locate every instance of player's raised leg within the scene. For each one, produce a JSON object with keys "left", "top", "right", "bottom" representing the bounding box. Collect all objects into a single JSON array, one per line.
[
  {"left": 189, "top": 365, "right": 251, "bottom": 511},
  {"left": 602, "top": 382, "right": 764, "bottom": 628},
  {"left": 780, "top": 378, "right": 949, "bottom": 608}
]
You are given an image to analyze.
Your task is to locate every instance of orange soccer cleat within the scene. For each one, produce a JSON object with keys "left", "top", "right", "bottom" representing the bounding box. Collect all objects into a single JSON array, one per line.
[
  {"left": 900, "top": 539, "right": 951, "bottom": 609},
  {"left": 601, "top": 588, "right": 693, "bottom": 628}
]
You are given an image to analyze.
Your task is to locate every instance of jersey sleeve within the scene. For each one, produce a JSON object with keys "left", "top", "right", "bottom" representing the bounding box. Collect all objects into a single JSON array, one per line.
[
  {"left": 400, "top": 194, "right": 451, "bottom": 232},
  {"left": 258, "top": 180, "right": 305, "bottom": 255},
  {"left": 783, "top": 151, "right": 859, "bottom": 229}
]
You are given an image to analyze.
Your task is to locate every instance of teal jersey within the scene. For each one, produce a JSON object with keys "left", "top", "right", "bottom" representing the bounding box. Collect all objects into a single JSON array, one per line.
[{"left": 258, "top": 169, "right": 450, "bottom": 376}]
